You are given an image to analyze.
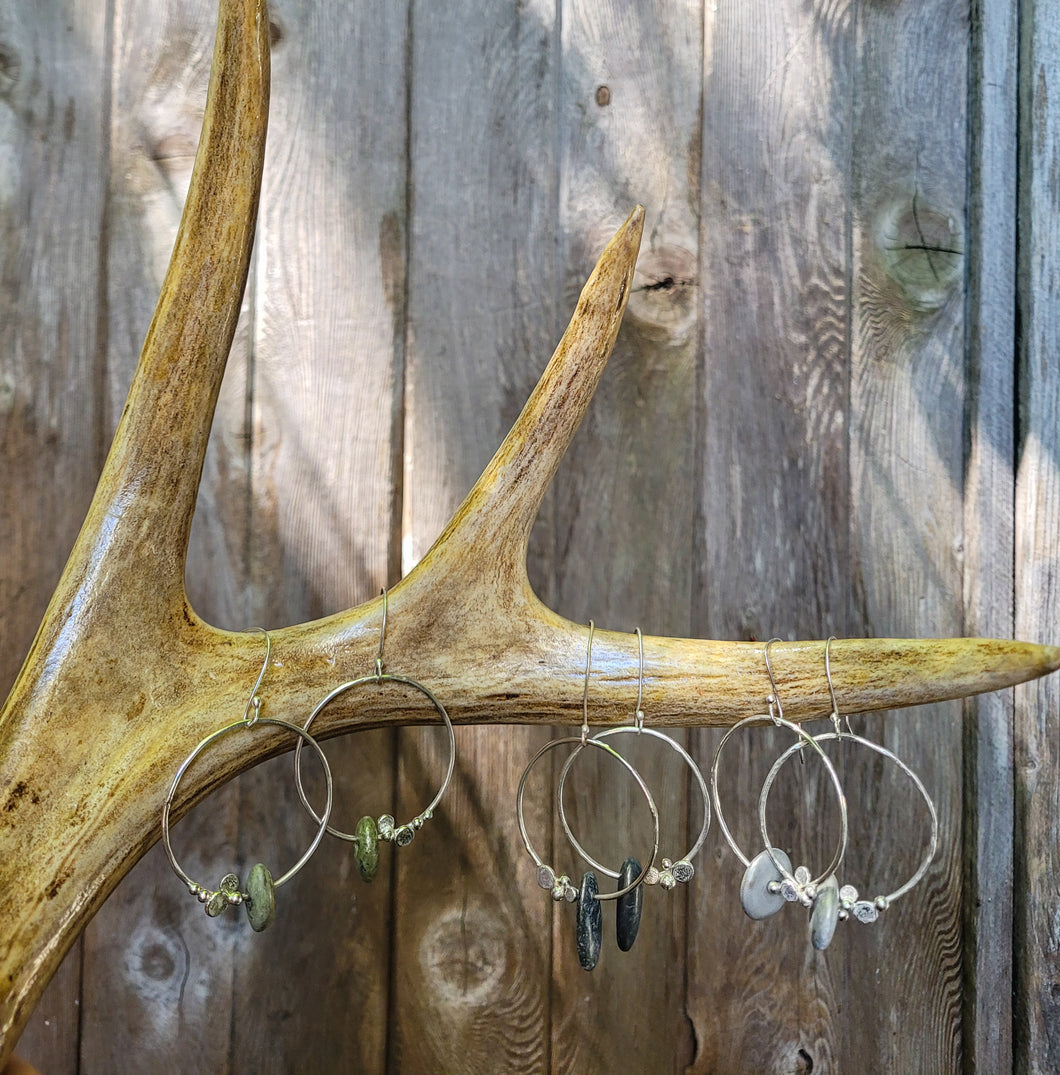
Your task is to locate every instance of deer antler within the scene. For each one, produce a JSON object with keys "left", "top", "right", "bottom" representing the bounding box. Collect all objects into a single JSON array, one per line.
[{"left": 1, "top": 0, "right": 1058, "bottom": 1061}]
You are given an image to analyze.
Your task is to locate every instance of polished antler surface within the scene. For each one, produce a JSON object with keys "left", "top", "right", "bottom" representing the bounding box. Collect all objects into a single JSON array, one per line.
[{"left": 1, "top": 0, "right": 1058, "bottom": 1062}]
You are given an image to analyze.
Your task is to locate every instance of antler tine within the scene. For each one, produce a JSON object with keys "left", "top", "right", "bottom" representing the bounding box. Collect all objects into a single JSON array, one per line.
[{"left": 0, "top": 0, "right": 270, "bottom": 1057}]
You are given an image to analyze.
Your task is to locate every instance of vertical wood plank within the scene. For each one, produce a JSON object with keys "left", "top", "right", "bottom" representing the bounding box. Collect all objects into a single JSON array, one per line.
[
  {"left": 1014, "top": 3, "right": 1060, "bottom": 1070},
  {"left": 230, "top": 0, "right": 408, "bottom": 1071},
  {"left": 391, "top": 2, "right": 558, "bottom": 1071},
  {"left": 846, "top": 0, "right": 968, "bottom": 1070},
  {"left": 550, "top": 2, "right": 702, "bottom": 1071},
  {"left": 79, "top": 2, "right": 254, "bottom": 1072},
  {"left": 962, "top": 0, "right": 1017, "bottom": 1070},
  {"left": 689, "top": 0, "right": 853, "bottom": 1069},
  {"left": 0, "top": 1, "right": 108, "bottom": 1069}
]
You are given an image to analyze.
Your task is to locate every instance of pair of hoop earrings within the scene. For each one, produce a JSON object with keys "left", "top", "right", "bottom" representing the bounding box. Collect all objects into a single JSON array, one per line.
[
  {"left": 711, "top": 637, "right": 939, "bottom": 950},
  {"left": 162, "top": 591, "right": 456, "bottom": 930},
  {"left": 517, "top": 625, "right": 711, "bottom": 970}
]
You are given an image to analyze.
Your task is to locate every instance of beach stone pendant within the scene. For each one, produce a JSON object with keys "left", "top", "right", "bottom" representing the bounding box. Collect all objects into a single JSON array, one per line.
[
  {"left": 810, "top": 874, "right": 840, "bottom": 951},
  {"left": 615, "top": 857, "right": 644, "bottom": 952},
  {"left": 576, "top": 871, "right": 603, "bottom": 971},
  {"left": 245, "top": 863, "right": 276, "bottom": 933},
  {"left": 353, "top": 815, "right": 381, "bottom": 882},
  {"left": 740, "top": 847, "right": 793, "bottom": 920}
]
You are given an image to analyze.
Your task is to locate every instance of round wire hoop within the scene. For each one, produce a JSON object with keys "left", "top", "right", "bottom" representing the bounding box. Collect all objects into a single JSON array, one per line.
[
  {"left": 516, "top": 735, "right": 660, "bottom": 902},
  {"left": 556, "top": 727, "right": 710, "bottom": 882},
  {"left": 760, "top": 730, "right": 938, "bottom": 914},
  {"left": 161, "top": 716, "right": 335, "bottom": 894},
  {"left": 710, "top": 713, "right": 848, "bottom": 891},
  {"left": 293, "top": 673, "right": 455, "bottom": 843}
]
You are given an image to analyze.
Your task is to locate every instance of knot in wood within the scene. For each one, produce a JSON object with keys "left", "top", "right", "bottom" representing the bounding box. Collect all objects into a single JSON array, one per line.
[
  {"left": 874, "top": 195, "right": 963, "bottom": 312},
  {"left": 627, "top": 244, "right": 698, "bottom": 343}
]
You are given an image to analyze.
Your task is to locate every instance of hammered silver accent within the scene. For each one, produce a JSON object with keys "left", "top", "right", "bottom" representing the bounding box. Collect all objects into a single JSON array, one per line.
[
  {"left": 537, "top": 865, "right": 557, "bottom": 890},
  {"left": 839, "top": 884, "right": 858, "bottom": 909},
  {"left": 394, "top": 825, "right": 415, "bottom": 847},
  {"left": 377, "top": 814, "right": 396, "bottom": 837},
  {"left": 852, "top": 900, "right": 879, "bottom": 924},
  {"left": 644, "top": 866, "right": 661, "bottom": 886},
  {"left": 670, "top": 860, "right": 695, "bottom": 884}
]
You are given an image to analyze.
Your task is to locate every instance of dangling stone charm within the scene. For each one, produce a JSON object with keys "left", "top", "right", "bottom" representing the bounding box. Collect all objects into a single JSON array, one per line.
[
  {"left": 245, "top": 862, "right": 276, "bottom": 932},
  {"left": 810, "top": 874, "right": 840, "bottom": 950},
  {"left": 740, "top": 848, "right": 792, "bottom": 920},
  {"left": 576, "top": 871, "right": 603, "bottom": 971},
  {"left": 353, "top": 815, "right": 380, "bottom": 882},
  {"left": 615, "top": 857, "right": 643, "bottom": 952}
]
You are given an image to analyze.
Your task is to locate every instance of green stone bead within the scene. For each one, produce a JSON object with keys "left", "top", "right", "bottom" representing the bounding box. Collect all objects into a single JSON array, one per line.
[
  {"left": 353, "top": 815, "right": 380, "bottom": 882},
  {"left": 245, "top": 862, "right": 276, "bottom": 932}
]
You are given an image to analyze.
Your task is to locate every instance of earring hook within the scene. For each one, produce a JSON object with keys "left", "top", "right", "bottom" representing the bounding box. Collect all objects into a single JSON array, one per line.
[
  {"left": 581, "top": 621, "right": 595, "bottom": 743},
  {"left": 241, "top": 628, "right": 271, "bottom": 726},
  {"left": 634, "top": 627, "right": 645, "bottom": 733},
  {"left": 764, "top": 637, "right": 784, "bottom": 725},
  {"left": 824, "top": 635, "right": 852, "bottom": 736},
  {"left": 376, "top": 587, "right": 388, "bottom": 680}
]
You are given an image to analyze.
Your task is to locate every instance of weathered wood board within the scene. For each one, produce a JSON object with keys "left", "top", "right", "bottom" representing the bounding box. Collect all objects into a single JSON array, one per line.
[{"left": 1, "top": 0, "right": 1057, "bottom": 1071}]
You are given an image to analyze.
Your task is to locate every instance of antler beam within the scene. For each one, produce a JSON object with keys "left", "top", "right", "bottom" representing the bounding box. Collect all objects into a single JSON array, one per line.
[{"left": 2, "top": 0, "right": 1058, "bottom": 1061}]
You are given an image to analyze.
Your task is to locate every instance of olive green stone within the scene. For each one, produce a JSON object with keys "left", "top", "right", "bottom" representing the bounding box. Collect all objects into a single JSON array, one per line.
[
  {"left": 354, "top": 815, "right": 381, "bottom": 882},
  {"left": 245, "top": 862, "right": 276, "bottom": 932}
]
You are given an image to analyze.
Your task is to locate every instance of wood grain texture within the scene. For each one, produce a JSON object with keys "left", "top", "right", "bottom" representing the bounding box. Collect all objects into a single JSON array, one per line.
[
  {"left": 392, "top": 2, "right": 557, "bottom": 1070},
  {"left": 550, "top": 1, "right": 701, "bottom": 1070},
  {"left": 0, "top": 1, "right": 108, "bottom": 1068},
  {"left": 962, "top": 0, "right": 1018, "bottom": 1069},
  {"left": 690, "top": 0, "right": 853, "bottom": 1069},
  {"left": 1015, "top": 1, "right": 1060, "bottom": 1070},
  {"left": 847, "top": 0, "right": 968, "bottom": 1069}
]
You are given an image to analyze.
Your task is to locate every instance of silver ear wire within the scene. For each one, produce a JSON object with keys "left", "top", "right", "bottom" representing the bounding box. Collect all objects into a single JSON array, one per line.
[
  {"left": 581, "top": 621, "right": 595, "bottom": 744},
  {"left": 763, "top": 637, "right": 784, "bottom": 724},
  {"left": 375, "top": 587, "right": 388, "bottom": 680},
  {"left": 634, "top": 627, "right": 645, "bottom": 733},
  {"left": 241, "top": 627, "right": 271, "bottom": 725}
]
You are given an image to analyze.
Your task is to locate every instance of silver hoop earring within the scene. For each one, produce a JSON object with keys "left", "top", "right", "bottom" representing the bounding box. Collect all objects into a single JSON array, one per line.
[
  {"left": 759, "top": 638, "right": 939, "bottom": 949},
  {"left": 556, "top": 628, "right": 711, "bottom": 951},
  {"left": 161, "top": 630, "right": 335, "bottom": 931},
  {"left": 293, "top": 589, "right": 456, "bottom": 882},
  {"left": 710, "top": 641, "right": 849, "bottom": 921},
  {"left": 515, "top": 622, "right": 660, "bottom": 970}
]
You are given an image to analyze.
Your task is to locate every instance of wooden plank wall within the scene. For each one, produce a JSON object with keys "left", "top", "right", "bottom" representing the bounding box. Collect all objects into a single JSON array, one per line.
[{"left": 2, "top": 0, "right": 1057, "bottom": 1071}]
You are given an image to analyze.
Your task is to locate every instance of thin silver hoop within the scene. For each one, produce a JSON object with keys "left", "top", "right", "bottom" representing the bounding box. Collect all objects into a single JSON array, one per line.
[
  {"left": 516, "top": 735, "right": 660, "bottom": 903},
  {"left": 760, "top": 730, "right": 939, "bottom": 922},
  {"left": 161, "top": 632, "right": 334, "bottom": 927},
  {"left": 557, "top": 728, "right": 709, "bottom": 888},
  {"left": 557, "top": 628, "right": 710, "bottom": 889},
  {"left": 710, "top": 713, "right": 848, "bottom": 906},
  {"left": 162, "top": 718, "right": 335, "bottom": 897},
  {"left": 294, "top": 673, "right": 455, "bottom": 845},
  {"left": 293, "top": 590, "right": 455, "bottom": 847}
]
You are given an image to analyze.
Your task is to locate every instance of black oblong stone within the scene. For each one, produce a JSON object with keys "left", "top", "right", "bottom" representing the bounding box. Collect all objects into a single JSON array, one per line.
[
  {"left": 615, "top": 857, "right": 643, "bottom": 952},
  {"left": 576, "top": 870, "right": 603, "bottom": 971}
]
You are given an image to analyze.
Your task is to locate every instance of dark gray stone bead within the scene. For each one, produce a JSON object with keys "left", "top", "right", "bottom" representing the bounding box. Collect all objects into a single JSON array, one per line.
[
  {"left": 245, "top": 862, "right": 276, "bottom": 932},
  {"left": 353, "top": 815, "right": 380, "bottom": 882},
  {"left": 615, "top": 857, "right": 643, "bottom": 952},
  {"left": 576, "top": 871, "right": 603, "bottom": 971}
]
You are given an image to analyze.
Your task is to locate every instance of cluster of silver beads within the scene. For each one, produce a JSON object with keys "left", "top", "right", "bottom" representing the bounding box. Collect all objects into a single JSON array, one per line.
[
  {"left": 837, "top": 884, "right": 888, "bottom": 923},
  {"left": 189, "top": 873, "right": 245, "bottom": 917},
  {"left": 643, "top": 858, "right": 695, "bottom": 890},
  {"left": 768, "top": 864, "right": 817, "bottom": 908},
  {"left": 377, "top": 810, "right": 431, "bottom": 848},
  {"left": 536, "top": 865, "right": 578, "bottom": 902}
]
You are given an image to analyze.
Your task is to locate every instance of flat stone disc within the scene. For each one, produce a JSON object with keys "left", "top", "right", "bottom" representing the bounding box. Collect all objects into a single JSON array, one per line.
[
  {"left": 615, "top": 857, "right": 643, "bottom": 952},
  {"left": 740, "top": 847, "right": 792, "bottom": 920},
  {"left": 576, "top": 871, "right": 603, "bottom": 971},
  {"left": 810, "top": 874, "right": 840, "bottom": 950},
  {"left": 353, "top": 815, "right": 380, "bottom": 882},
  {"left": 245, "top": 863, "right": 276, "bottom": 933}
]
